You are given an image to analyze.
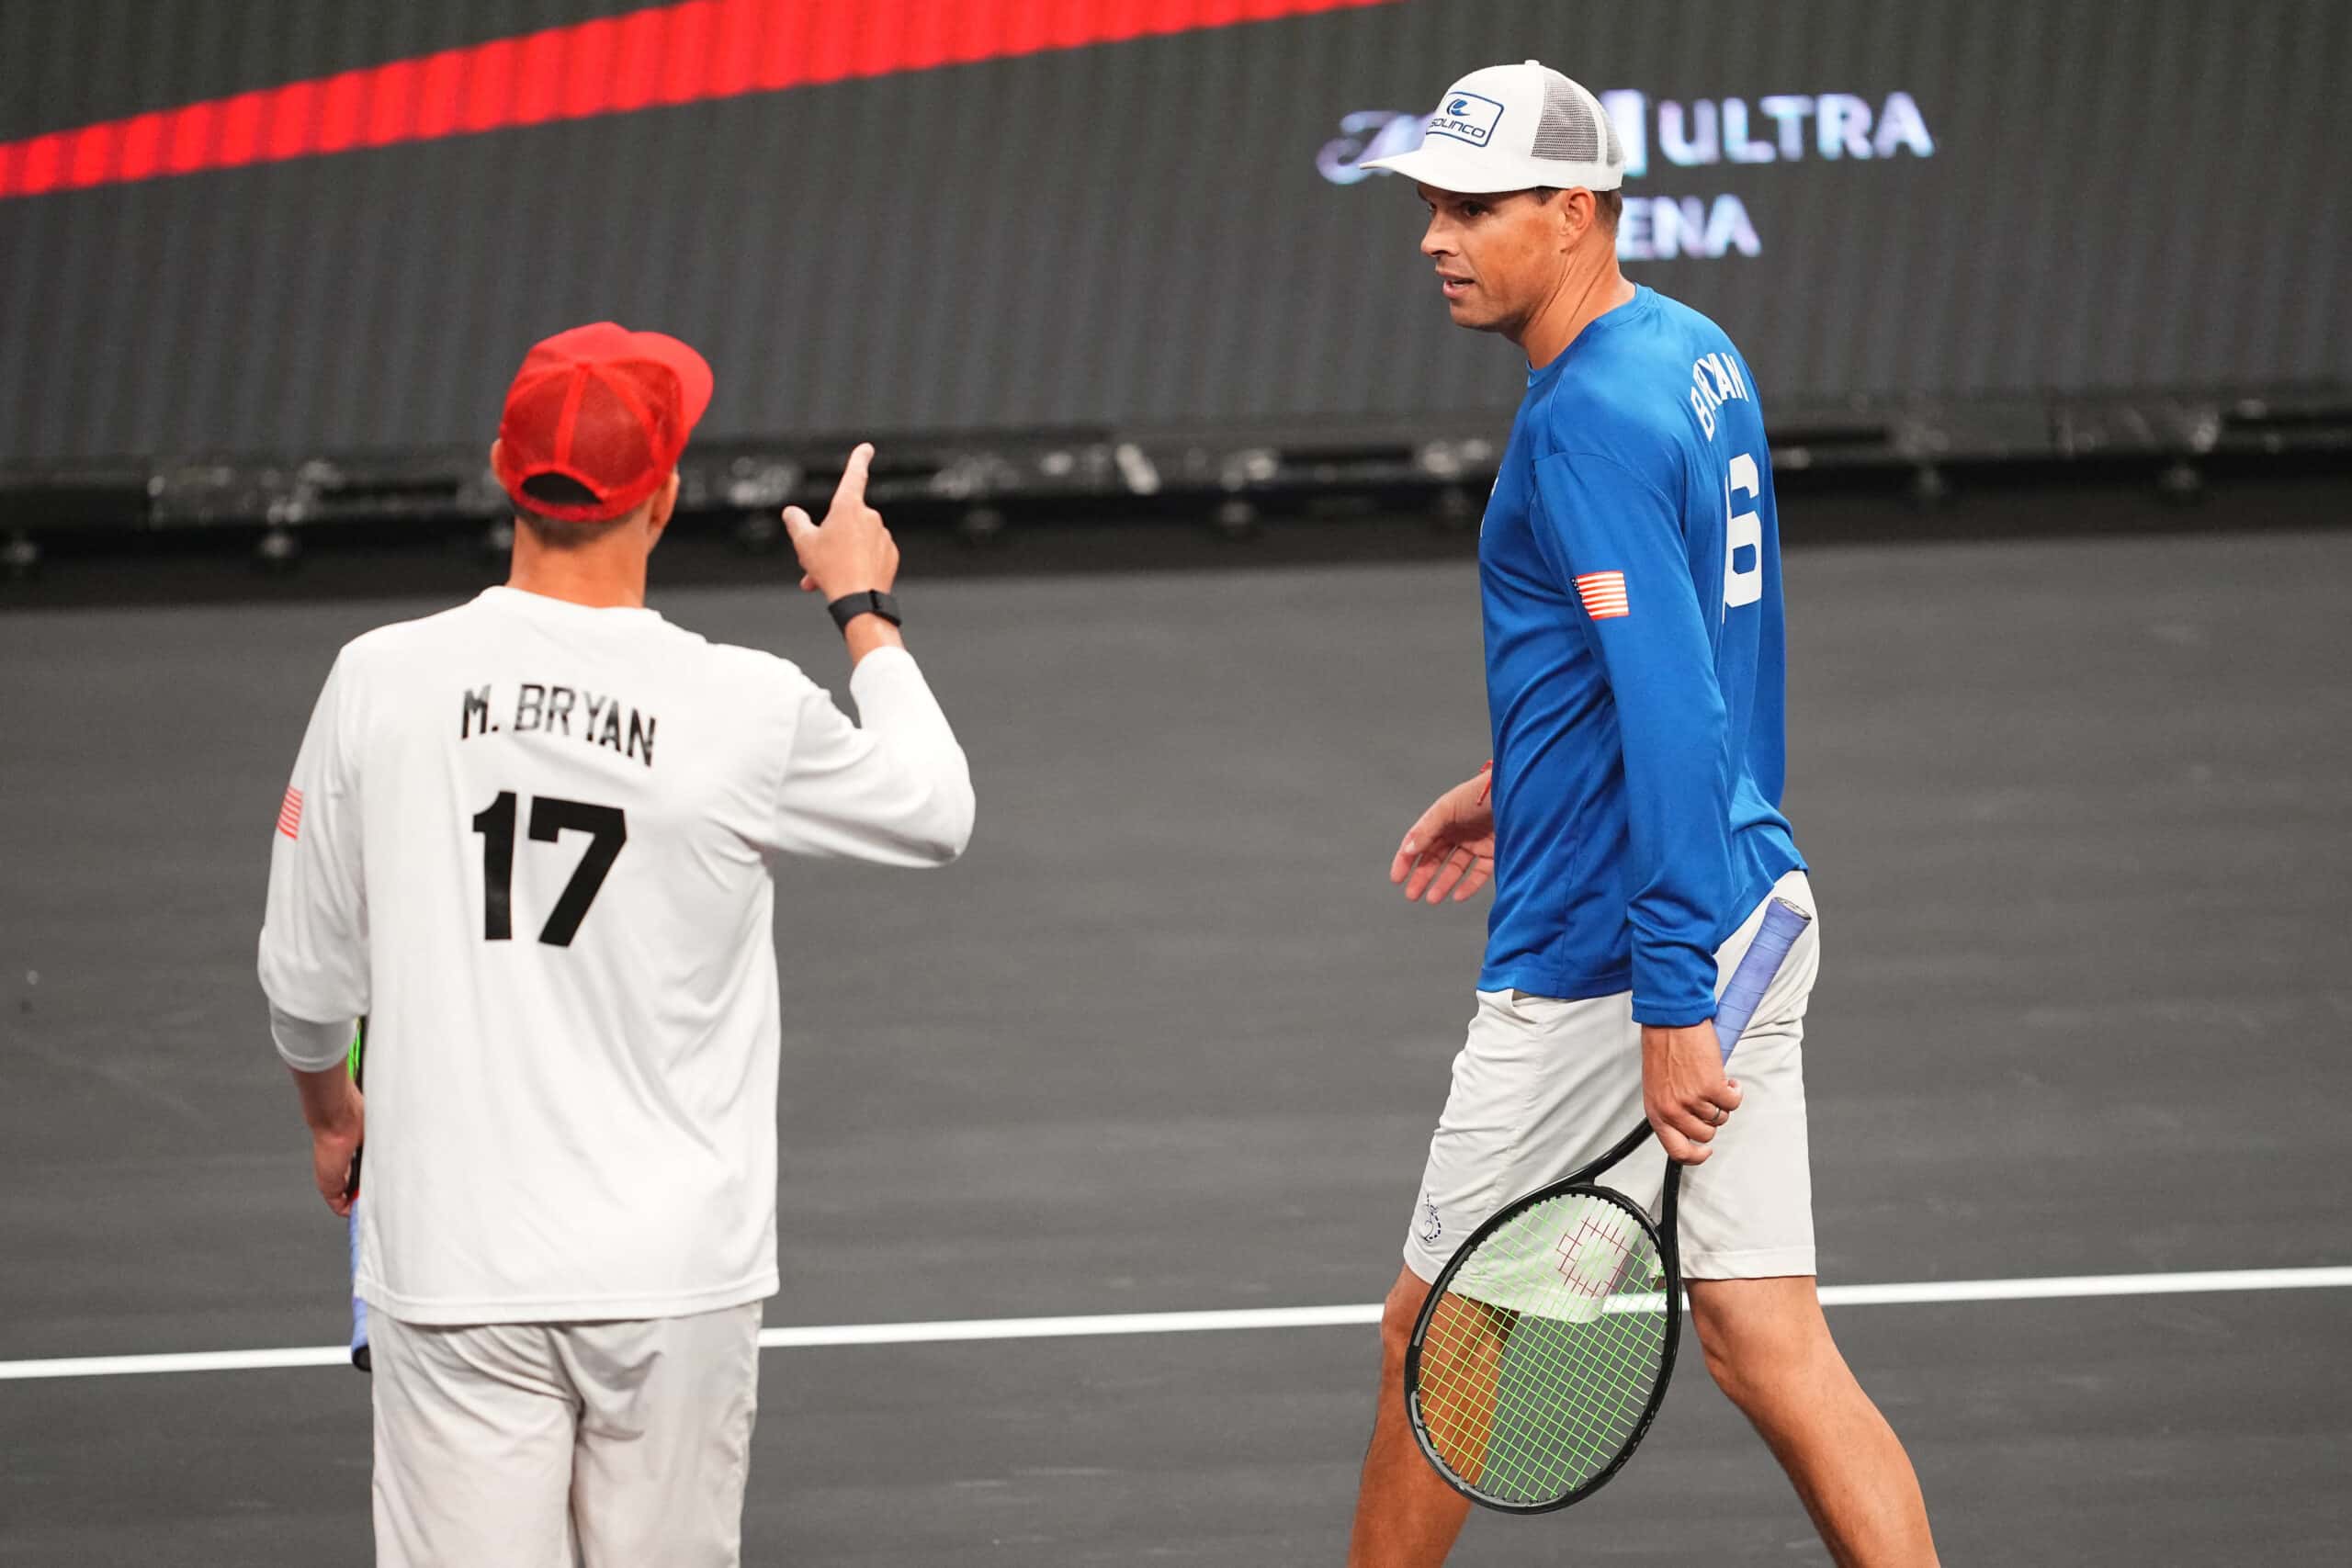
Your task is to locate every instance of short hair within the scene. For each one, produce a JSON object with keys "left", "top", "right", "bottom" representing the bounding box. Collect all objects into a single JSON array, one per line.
[
  {"left": 1531, "top": 186, "right": 1623, "bottom": 235},
  {"left": 513, "top": 473, "right": 640, "bottom": 545},
  {"left": 514, "top": 509, "right": 635, "bottom": 548}
]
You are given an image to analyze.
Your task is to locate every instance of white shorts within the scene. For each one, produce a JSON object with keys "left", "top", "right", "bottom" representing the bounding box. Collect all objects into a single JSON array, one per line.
[
  {"left": 1402, "top": 871, "right": 1822, "bottom": 1284},
  {"left": 371, "top": 1302, "right": 763, "bottom": 1568}
]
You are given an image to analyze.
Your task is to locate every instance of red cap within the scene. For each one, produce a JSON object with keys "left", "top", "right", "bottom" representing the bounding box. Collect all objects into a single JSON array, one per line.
[{"left": 492, "top": 322, "right": 714, "bottom": 523}]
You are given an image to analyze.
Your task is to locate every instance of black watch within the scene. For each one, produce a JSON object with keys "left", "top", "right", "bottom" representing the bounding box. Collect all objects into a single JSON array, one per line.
[{"left": 826, "top": 590, "right": 902, "bottom": 630}]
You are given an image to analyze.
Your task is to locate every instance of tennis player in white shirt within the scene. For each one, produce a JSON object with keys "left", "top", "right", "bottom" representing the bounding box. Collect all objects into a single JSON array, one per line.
[{"left": 258, "top": 321, "right": 974, "bottom": 1566}]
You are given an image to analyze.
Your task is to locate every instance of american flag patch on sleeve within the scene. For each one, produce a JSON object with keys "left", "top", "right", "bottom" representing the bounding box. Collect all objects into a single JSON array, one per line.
[
  {"left": 277, "top": 785, "right": 304, "bottom": 840},
  {"left": 1575, "top": 570, "right": 1630, "bottom": 620}
]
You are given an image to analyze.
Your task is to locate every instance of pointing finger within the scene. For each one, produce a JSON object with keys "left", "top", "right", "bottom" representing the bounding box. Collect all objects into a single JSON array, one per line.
[{"left": 831, "top": 443, "right": 875, "bottom": 511}]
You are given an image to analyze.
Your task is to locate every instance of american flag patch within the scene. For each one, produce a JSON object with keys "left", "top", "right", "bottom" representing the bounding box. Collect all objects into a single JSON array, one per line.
[
  {"left": 277, "top": 785, "right": 303, "bottom": 840},
  {"left": 1575, "top": 570, "right": 1630, "bottom": 620}
]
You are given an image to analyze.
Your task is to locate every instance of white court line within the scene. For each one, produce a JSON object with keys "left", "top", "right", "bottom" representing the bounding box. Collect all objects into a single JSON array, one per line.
[{"left": 2, "top": 1265, "right": 2346, "bottom": 1383}]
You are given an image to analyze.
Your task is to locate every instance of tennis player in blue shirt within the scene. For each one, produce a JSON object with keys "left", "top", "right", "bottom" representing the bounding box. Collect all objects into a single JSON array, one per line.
[{"left": 1345, "top": 62, "right": 1939, "bottom": 1567}]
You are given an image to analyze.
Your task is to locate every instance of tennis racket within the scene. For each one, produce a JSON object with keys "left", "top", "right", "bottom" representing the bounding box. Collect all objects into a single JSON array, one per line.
[
  {"left": 1404, "top": 896, "right": 1813, "bottom": 1512},
  {"left": 345, "top": 1018, "right": 369, "bottom": 1372}
]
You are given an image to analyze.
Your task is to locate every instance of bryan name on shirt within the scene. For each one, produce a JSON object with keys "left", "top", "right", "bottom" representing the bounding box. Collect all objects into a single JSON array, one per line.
[{"left": 459, "top": 680, "right": 659, "bottom": 768}]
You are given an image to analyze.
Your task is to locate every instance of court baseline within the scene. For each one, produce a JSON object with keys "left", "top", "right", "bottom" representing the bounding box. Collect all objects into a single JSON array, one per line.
[{"left": 4, "top": 1263, "right": 2344, "bottom": 1382}]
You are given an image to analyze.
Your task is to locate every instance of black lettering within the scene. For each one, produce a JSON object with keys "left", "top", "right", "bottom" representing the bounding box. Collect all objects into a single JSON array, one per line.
[
  {"left": 471, "top": 790, "right": 517, "bottom": 941},
  {"left": 470, "top": 791, "right": 626, "bottom": 945},
  {"left": 598, "top": 706, "right": 623, "bottom": 751},
  {"left": 547, "top": 685, "right": 576, "bottom": 736},
  {"left": 627, "top": 710, "right": 656, "bottom": 769},
  {"left": 527, "top": 797, "right": 628, "bottom": 945},
  {"left": 515, "top": 683, "right": 545, "bottom": 733},
  {"left": 582, "top": 694, "right": 606, "bottom": 735},
  {"left": 461, "top": 684, "right": 492, "bottom": 739}
]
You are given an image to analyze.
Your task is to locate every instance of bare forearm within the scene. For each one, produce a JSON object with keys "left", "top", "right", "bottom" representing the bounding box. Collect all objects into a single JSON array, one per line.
[
  {"left": 840, "top": 613, "right": 906, "bottom": 667},
  {"left": 289, "top": 1060, "right": 364, "bottom": 1214},
  {"left": 289, "top": 1062, "right": 359, "bottom": 1135}
]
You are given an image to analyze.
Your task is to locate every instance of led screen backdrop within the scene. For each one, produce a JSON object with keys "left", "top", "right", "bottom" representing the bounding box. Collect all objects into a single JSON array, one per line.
[{"left": 1, "top": 0, "right": 2346, "bottom": 465}]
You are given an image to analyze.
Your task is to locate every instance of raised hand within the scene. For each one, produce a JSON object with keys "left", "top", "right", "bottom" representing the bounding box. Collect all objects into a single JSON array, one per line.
[
  {"left": 781, "top": 442, "right": 900, "bottom": 601},
  {"left": 1388, "top": 766, "right": 1497, "bottom": 906}
]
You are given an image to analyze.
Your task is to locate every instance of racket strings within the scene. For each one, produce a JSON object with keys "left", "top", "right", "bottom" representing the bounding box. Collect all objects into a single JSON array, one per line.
[{"left": 1413, "top": 1189, "right": 1669, "bottom": 1505}]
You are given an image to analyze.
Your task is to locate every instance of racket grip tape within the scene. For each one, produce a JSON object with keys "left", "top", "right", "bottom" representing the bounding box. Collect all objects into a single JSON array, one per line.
[
  {"left": 346, "top": 1019, "right": 370, "bottom": 1372},
  {"left": 348, "top": 1206, "right": 370, "bottom": 1371},
  {"left": 1712, "top": 897, "right": 1813, "bottom": 1066}
]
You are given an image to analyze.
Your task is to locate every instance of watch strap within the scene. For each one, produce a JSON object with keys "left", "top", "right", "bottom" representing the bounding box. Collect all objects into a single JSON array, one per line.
[{"left": 827, "top": 590, "right": 902, "bottom": 629}]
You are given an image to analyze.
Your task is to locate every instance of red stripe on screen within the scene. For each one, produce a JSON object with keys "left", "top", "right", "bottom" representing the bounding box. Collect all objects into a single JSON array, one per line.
[{"left": 0, "top": 0, "right": 1398, "bottom": 200}]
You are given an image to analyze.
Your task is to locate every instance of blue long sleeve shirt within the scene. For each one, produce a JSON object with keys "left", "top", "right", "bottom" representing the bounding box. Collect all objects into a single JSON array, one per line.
[{"left": 1477, "top": 284, "right": 1803, "bottom": 1025}]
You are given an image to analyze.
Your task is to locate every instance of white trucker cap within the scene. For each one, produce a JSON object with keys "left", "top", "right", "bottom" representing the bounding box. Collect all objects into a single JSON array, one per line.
[{"left": 1363, "top": 60, "right": 1624, "bottom": 194}]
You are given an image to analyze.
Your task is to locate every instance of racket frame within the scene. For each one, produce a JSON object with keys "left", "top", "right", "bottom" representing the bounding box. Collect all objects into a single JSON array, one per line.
[{"left": 1403, "top": 1119, "right": 1686, "bottom": 1514}]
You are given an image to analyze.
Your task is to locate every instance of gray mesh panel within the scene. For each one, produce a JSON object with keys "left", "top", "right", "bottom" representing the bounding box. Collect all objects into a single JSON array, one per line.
[
  {"left": 1600, "top": 94, "right": 1623, "bottom": 166},
  {"left": 1531, "top": 75, "right": 1600, "bottom": 163}
]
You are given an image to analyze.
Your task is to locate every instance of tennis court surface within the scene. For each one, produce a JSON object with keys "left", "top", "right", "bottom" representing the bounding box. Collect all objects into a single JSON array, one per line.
[{"left": 4, "top": 520, "right": 2347, "bottom": 1564}]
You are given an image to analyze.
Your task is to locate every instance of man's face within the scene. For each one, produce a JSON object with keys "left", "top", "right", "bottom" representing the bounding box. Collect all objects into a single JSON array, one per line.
[{"left": 1415, "top": 185, "right": 1567, "bottom": 338}]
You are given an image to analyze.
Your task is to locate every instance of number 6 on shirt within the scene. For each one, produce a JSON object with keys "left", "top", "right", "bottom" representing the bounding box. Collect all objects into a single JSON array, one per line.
[{"left": 1724, "top": 452, "right": 1762, "bottom": 611}]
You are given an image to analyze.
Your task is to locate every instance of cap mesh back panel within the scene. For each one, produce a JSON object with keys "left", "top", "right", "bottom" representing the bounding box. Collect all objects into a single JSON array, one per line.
[
  {"left": 503, "top": 376, "right": 578, "bottom": 471},
  {"left": 565, "top": 376, "right": 662, "bottom": 491},
  {"left": 1531, "top": 74, "right": 1600, "bottom": 163}
]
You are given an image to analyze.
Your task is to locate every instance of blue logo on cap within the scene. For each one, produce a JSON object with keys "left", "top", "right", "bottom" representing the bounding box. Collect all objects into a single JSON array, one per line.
[{"left": 1427, "top": 91, "right": 1504, "bottom": 150}]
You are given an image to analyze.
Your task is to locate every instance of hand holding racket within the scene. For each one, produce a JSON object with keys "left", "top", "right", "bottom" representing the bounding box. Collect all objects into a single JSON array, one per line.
[
  {"left": 1404, "top": 897, "right": 1812, "bottom": 1512},
  {"left": 1642, "top": 1018, "right": 1743, "bottom": 1165}
]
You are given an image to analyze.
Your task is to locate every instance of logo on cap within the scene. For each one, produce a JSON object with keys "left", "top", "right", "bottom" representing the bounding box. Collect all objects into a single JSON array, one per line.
[{"left": 1426, "top": 90, "right": 1503, "bottom": 149}]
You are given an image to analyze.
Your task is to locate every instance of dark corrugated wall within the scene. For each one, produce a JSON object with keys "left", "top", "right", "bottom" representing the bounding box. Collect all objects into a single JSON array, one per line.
[{"left": 1, "top": 0, "right": 2346, "bottom": 462}]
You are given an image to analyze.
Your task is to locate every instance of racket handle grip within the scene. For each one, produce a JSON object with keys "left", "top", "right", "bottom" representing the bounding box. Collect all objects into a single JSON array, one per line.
[
  {"left": 348, "top": 1203, "right": 371, "bottom": 1371},
  {"left": 1713, "top": 896, "right": 1813, "bottom": 1066},
  {"left": 345, "top": 1018, "right": 370, "bottom": 1371}
]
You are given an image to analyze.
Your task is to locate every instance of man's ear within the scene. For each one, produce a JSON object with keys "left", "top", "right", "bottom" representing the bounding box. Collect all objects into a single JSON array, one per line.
[
  {"left": 1562, "top": 188, "right": 1593, "bottom": 247},
  {"left": 645, "top": 469, "right": 682, "bottom": 547}
]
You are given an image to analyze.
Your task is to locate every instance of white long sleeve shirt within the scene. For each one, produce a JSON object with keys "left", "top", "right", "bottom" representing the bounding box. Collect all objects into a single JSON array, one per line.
[{"left": 258, "top": 585, "right": 972, "bottom": 1325}]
